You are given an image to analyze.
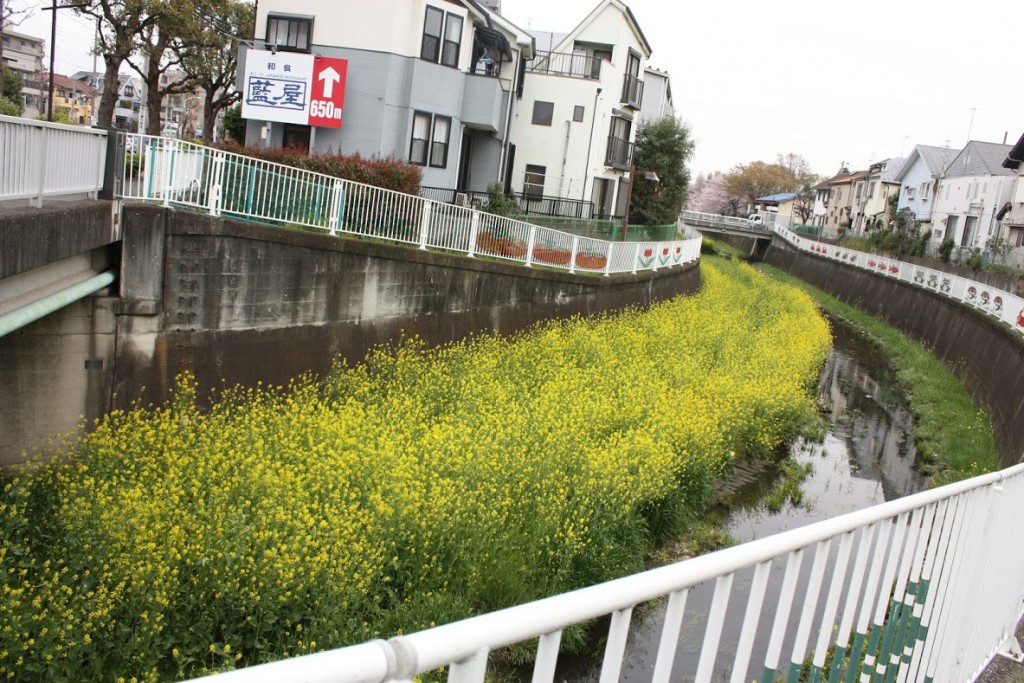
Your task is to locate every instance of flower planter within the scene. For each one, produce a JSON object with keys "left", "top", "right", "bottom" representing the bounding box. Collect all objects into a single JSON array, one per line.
[
  {"left": 575, "top": 253, "right": 608, "bottom": 270},
  {"left": 477, "top": 232, "right": 528, "bottom": 258},
  {"left": 533, "top": 247, "right": 572, "bottom": 266}
]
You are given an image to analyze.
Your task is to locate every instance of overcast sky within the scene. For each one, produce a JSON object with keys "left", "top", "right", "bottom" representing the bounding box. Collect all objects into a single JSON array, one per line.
[
  {"left": 11, "top": 0, "right": 1022, "bottom": 178},
  {"left": 501, "top": 0, "right": 1023, "bottom": 178}
]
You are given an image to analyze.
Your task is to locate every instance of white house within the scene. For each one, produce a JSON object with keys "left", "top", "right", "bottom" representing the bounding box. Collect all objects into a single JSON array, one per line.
[
  {"left": 1000, "top": 132, "right": 1024, "bottom": 248},
  {"left": 638, "top": 66, "right": 673, "bottom": 124},
  {"left": 508, "top": 0, "right": 652, "bottom": 218},
  {"left": 893, "top": 144, "right": 958, "bottom": 233},
  {"left": 239, "top": 0, "right": 534, "bottom": 193},
  {"left": 930, "top": 141, "right": 1014, "bottom": 250}
]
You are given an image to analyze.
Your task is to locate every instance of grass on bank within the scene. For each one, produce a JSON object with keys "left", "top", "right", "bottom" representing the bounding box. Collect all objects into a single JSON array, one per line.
[
  {"left": 757, "top": 264, "right": 999, "bottom": 482},
  {"left": 0, "top": 259, "right": 830, "bottom": 682}
]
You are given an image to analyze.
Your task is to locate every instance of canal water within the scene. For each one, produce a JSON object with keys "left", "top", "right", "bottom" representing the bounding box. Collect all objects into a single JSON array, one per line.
[{"left": 565, "top": 321, "right": 926, "bottom": 682}]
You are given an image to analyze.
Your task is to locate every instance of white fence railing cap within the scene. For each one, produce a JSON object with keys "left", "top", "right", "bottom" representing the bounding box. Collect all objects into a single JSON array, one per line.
[{"left": 0, "top": 114, "right": 109, "bottom": 136}]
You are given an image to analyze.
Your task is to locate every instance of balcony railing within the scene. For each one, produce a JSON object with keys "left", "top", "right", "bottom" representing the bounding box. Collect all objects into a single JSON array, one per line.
[
  {"left": 605, "top": 135, "right": 633, "bottom": 171},
  {"left": 621, "top": 73, "right": 644, "bottom": 109},
  {"left": 526, "top": 50, "right": 600, "bottom": 80}
]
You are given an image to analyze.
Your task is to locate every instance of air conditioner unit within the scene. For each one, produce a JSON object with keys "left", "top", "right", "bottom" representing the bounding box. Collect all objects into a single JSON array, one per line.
[{"left": 454, "top": 193, "right": 469, "bottom": 207}]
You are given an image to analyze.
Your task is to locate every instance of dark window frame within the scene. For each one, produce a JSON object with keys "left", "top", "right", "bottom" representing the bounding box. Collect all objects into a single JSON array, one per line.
[
  {"left": 430, "top": 115, "right": 452, "bottom": 168},
  {"left": 573, "top": 105, "right": 585, "bottom": 122},
  {"left": 421, "top": 6, "right": 463, "bottom": 68},
  {"left": 409, "top": 111, "right": 453, "bottom": 169},
  {"left": 524, "top": 164, "right": 546, "bottom": 199},
  {"left": 421, "top": 6, "right": 444, "bottom": 62},
  {"left": 410, "top": 111, "right": 432, "bottom": 166},
  {"left": 266, "top": 14, "right": 313, "bottom": 53},
  {"left": 532, "top": 100, "right": 554, "bottom": 126}
]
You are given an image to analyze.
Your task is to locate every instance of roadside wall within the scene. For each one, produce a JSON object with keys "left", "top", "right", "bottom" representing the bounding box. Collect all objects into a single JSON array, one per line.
[
  {"left": 766, "top": 238, "right": 1024, "bottom": 467},
  {"left": 114, "top": 204, "right": 701, "bottom": 411}
]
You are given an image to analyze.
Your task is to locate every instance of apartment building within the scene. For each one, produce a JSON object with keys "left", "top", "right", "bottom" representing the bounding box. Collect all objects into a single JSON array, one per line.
[
  {"left": 509, "top": 0, "right": 652, "bottom": 218},
  {"left": 240, "top": 0, "right": 534, "bottom": 193},
  {"left": 1, "top": 28, "right": 45, "bottom": 117}
]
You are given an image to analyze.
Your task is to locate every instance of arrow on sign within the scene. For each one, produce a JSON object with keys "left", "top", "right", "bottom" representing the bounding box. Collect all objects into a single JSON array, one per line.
[{"left": 318, "top": 66, "right": 341, "bottom": 98}]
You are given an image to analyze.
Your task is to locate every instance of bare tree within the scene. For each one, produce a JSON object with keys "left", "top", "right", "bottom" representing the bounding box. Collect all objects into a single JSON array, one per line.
[{"left": 71, "top": 0, "right": 160, "bottom": 129}]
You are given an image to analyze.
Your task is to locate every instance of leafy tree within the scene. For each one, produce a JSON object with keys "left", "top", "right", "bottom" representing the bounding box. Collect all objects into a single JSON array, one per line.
[
  {"left": 724, "top": 160, "right": 800, "bottom": 208},
  {"left": 938, "top": 238, "right": 955, "bottom": 263},
  {"left": 1, "top": 64, "right": 23, "bottom": 115},
  {"left": 629, "top": 116, "right": 694, "bottom": 225},
  {"left": 175, "top": 0, "right": 253, "bottom": 141},
  {"left": 222, "top": 103, "right": 244, "bottom": 142}
]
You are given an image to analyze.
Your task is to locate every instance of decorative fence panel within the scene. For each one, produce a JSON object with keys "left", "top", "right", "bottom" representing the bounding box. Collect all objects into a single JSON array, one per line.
[
  {"left": 120, "top": 134, "right": 700, "bottom": 277},
  {"left": 775, "top": 225, "right": 1024, "bottom": 337}
]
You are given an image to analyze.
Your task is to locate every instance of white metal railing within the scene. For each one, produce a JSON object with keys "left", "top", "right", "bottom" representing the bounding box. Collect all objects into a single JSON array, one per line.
[
  {"left": 773, "top": 224, "right": 1024, "bottom": 338},
  {"left": 680, "top": 209, "right": 766, "bottom": 231},
  {"left": 119, "top": 134, "right": 701, "bottom": 276},
  {"left": 188, "top": 463, "right": 1024, "bottom": 683},
  {"left": 0, "top": 114, "right": 108, "bottom": 206}
]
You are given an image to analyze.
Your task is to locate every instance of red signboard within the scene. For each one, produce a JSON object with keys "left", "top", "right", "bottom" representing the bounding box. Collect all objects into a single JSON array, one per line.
[{"left": 308, "top": 57, "right": 348, "bottom": 128}]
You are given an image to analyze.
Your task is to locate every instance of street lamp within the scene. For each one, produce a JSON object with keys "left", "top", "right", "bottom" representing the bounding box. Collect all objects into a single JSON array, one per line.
[{"left": 621, "top": 165, "right": 659, "bottom": 241}]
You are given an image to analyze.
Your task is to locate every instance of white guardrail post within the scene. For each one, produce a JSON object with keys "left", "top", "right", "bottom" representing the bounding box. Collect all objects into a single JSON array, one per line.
[
  {"left": 31, "top": 124, "right": 50, "bottom": 208},
  {"left": 467, "top": 212, "right": 480, "bottom": 258},
  {"left": 418, "top": 201, "right": 432, "bottom": 250},
  {"left": 207, "top": 149, "right": 225, "bottom": 217}
]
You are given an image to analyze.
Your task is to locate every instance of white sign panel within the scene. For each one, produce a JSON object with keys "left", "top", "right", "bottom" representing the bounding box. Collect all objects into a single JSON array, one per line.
[{"left": 242, "top": 50, "right": 315, "bottom": 125}]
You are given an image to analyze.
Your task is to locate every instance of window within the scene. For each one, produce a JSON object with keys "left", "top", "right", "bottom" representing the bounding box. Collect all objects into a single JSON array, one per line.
[
  {"left": 868, "top": 181, "right": 876, "bottom": 198},
  {"left": 266, "top": 14, "right": 312, "bottom": 53},
  {"left": 573, "top": 105, "right": 585, "bottom": 123},
  {"left": 409, "top": 111, "right": 452, "bottom": 169},
  {"left": 421, "top": 7, "right": 443, "bottom": 62},
  {"left": 430, "top": 116, "right": 451, "bottom": 168},
  {"left": 421, "top": 7, "right": 463, "bottom": 67},
  {"left": 410, "top": 112, "right": 431, "bottom": 166},
  {"left": 855, "top": 182, "right": 863, "bottom": 199},
  {"left": 524, "top": 164, "right": 546, "bottom": 199},
  {"left": 605, "top": 115, "right": 632, "bottom": 169},
  {"left": 532, "top": 100, "right": 553, "bottom": 126},
  {"left": 442, "top": 14, "right": 462, "bottom": 68}
]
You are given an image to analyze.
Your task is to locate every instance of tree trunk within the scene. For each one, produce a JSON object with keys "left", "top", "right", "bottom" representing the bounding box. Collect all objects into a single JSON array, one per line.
[
  {"left": 202, "top": 89, "right": 217, "bottom": 143},
  {"left": 145, "top": 48, "right": 163, "bottom": 135},
  {"left": 96, "top": 55, "right": 123, "bottom": 130}
]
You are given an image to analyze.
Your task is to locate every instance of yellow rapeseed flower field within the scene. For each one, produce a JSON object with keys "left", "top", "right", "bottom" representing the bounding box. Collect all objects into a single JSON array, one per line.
[{"left": 0, "top": 259, "right": 830, "bottom": 681}]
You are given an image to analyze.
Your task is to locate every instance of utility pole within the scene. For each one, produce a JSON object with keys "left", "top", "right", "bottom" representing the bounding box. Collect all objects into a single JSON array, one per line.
[{"left": 41, "top": 0, "right": 88, "bottom": 122}]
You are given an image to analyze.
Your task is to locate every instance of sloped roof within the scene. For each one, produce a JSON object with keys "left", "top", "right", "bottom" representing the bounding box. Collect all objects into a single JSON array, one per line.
[
  {"left": 550, "top": 0, "right": 653, "bottom": 58},
  {"left": 943, "top": 141, "right": 1014, "bottom": 178},
  {"left": 52, "top": 73, "right": 96, "bottom": 96},
  {"left": 1002, "top": 131, "right": 1024, "bottom": 170},
  {"left": 878, "top": 157, "right": 905, "bottom": 183},
  {"left": 894, "top": 145, "right": 959, "bottom": 183},
  {"left": 755, "top": 192, "right": 798, "bottom": 204}
]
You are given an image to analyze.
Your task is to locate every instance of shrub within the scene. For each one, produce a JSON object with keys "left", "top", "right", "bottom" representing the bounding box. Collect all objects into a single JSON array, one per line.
[
  {"left": 938, "top": 238, "right": 955, "bottom": 263},
  {"left": 214, "top": 142, "right": 422, "bottom": 196}
]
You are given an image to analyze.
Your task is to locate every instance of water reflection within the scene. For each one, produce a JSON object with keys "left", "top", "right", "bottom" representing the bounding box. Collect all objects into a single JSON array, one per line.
[{"left": 564, "top": 322, "right": 925, "bottom": 682}]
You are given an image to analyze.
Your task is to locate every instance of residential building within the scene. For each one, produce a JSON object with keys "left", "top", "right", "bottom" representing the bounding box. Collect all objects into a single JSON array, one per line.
[
  {"left": 112, "top": 75, "right": 144, "bottom": 131},
  {"left": 811, "top": 180, "right": 831, "bottom": 230},
  {"left": 51, "top": 73, "right": 97, "bottom": 125},
  {"left": 823, "top": 170, "right": 864, "bottom": 235},
  {"left": 1000, "top": 132, "right": 1024, "bottom": 247},
  {"left": 855, "top": 157, "right": 904, "bottom": 231},
  {"left": 1, "top": 28, "right": 45, "bottom": 117},
  {"left": 638, "top": 66, "right": 673, "bottom": 124},
  {"left": 509, "top": 0, "right": 653, "bottom": 218},
  {"left": 240, "top": 0, "right": 534, "bottom": 193},
  {"left": 893, "top": 144, "right": 958, "bottom": 230},
  {"left": 930, "top": 141, "right": 1014, "bottom": 250}
]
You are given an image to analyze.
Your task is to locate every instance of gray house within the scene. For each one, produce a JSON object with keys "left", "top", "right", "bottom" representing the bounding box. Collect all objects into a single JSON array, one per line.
[{"left": 240, "top": 0, "right": 534, "bottom": 194}]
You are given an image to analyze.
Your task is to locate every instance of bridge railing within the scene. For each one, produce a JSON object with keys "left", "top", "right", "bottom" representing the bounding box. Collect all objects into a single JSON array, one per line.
[
  {"left": 189, "top": 462, "right": 1024, "bottom": 683},
  {"left": 119, "top": 134, "right": 701, "bottom": 276},
  {"left": 773, "top": 224, "right": 1024, "bottom": 337},
  {"left": 0, "top": 114, "right": 108, "bottom": 206}
]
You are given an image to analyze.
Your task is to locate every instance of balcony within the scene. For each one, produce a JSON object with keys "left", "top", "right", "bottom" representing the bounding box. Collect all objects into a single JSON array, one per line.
[
  {"left": 621, "top": 73, "right": 643, "bottom": 109},
  {"left": 462, "top": 73, "right": 507, "bottom": 133},
  {"left": 526, "top": 50, "right": 600, "bottom": 80},
  {"left": 604, "top": 135, "right": 633, "bottom": 171}
]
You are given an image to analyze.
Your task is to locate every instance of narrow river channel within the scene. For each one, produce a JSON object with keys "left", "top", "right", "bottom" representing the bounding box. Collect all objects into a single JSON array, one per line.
[{"left": 564, "top": 321, "right": 926, "bottom": 682}]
